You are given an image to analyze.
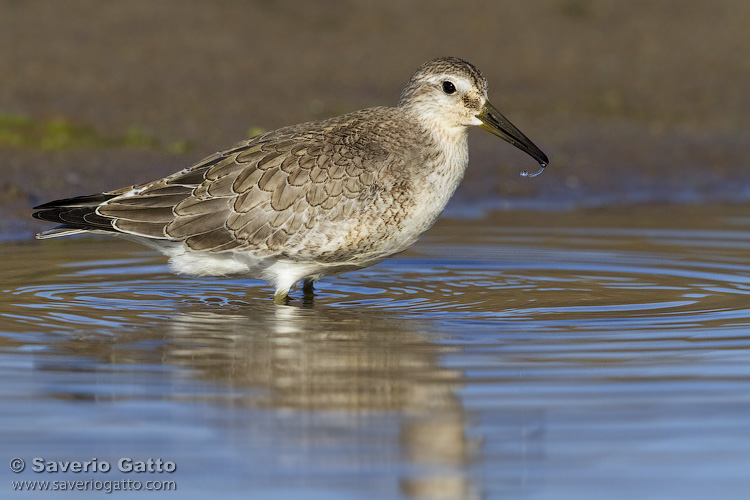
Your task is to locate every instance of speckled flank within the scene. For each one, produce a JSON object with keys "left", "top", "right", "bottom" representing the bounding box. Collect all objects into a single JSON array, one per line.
[{"left": 32, "top": 57, "right": 547, "bottom": 301}]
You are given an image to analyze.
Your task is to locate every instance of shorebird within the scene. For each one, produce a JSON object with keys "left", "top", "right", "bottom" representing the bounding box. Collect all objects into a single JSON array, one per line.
[{"left": 33, "top": 57, "right": 548, "bottom": 303}]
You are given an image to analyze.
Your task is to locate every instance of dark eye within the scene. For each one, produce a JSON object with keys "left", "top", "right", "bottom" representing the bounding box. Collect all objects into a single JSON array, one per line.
[{"left": 442, "top": 81, "right": 456, "bottom": 95}]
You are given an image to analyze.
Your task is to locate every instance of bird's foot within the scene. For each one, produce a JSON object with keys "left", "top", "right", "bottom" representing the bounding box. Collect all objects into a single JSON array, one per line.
[{"left": 273, "top": 290, "right": 290, "bottom": 305}]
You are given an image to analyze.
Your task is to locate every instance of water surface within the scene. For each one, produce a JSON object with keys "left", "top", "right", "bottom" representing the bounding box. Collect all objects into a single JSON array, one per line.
[{"left": 1, "top": 205, "right": 749, "bottom": 499}]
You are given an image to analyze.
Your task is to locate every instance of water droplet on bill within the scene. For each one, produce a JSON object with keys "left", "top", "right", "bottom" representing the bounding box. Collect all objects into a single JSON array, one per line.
[{"left": 520, "top": 166, "right": 545, "bottom": 178}]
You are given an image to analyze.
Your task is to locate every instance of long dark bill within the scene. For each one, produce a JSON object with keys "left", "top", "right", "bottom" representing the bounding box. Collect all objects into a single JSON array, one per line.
[{"left": 477, "top": 101, "right": 548, "bottom": 168}]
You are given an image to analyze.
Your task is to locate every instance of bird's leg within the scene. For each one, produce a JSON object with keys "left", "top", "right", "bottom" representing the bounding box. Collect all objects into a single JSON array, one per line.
[
  {"left": 302, "top": 280, "right": 315, "bottom": 308},
  {"left": 302, "top": 279, "right": 315, "bottom": 296}
]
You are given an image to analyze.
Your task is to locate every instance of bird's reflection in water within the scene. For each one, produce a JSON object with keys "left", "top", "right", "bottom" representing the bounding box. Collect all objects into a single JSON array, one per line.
[{"left": 162, "top": 304, "right": 478, "bottom": 499}]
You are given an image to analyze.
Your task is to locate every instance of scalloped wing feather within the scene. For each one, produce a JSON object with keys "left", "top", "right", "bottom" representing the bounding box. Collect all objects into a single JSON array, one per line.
[{"left": 92, "top": 109, "right": 400, "bottom": 255}]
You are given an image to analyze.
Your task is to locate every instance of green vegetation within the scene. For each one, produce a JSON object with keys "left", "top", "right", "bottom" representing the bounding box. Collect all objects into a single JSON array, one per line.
[
  {"left": 0, "top": 113, "right": 192, "bottom": 153},
  {"left": 247, "top": 126, "right": 266, "bottom": 138}
]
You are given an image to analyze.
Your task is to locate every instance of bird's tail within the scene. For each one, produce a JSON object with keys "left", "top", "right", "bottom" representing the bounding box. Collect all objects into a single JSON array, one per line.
[{"left": 32, "top": 193, "right": 118, "bottom": 239}]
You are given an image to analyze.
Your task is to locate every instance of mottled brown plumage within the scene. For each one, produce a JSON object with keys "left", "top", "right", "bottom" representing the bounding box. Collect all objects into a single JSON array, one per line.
[{"left": 33, "top": 57, "right": 548, "bottom": 303}]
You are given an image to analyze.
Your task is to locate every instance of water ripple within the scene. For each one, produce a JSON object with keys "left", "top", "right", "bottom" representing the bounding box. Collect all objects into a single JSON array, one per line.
[{"left": 1, "top": 207, "right": 749, "bottom": 499}]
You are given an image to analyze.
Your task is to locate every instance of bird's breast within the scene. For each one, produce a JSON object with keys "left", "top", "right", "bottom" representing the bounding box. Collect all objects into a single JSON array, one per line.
[
  {"left": 367, "top": 129, "right": 469, "bottom": 256},
  {"left": 402, "top": 130, "right": 469, "bottom": 225}
]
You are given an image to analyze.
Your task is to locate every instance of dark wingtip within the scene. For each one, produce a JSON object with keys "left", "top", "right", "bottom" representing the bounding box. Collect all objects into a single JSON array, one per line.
[{"left": 32, "top": 192, "right": 118, "bottom": 232}]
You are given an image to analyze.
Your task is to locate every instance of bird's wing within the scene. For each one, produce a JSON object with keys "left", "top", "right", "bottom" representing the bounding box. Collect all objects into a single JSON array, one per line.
[{"left": 98, "top": 122, "right": 389, "bottom": 255}]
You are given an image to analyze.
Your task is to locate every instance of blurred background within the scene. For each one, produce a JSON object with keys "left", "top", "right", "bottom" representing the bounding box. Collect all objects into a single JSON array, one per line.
[
  {"left": 2, "top": 0, "right": 748, "bottom": 234},
  {"left": 2, "top": 3, "right": 749, "bottom": 499}
]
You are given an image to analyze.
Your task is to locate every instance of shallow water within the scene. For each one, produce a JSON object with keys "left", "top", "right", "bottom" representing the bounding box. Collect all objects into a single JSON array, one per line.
[{"left": 2, "top": 205, "right": 749, "bottom": 499}]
